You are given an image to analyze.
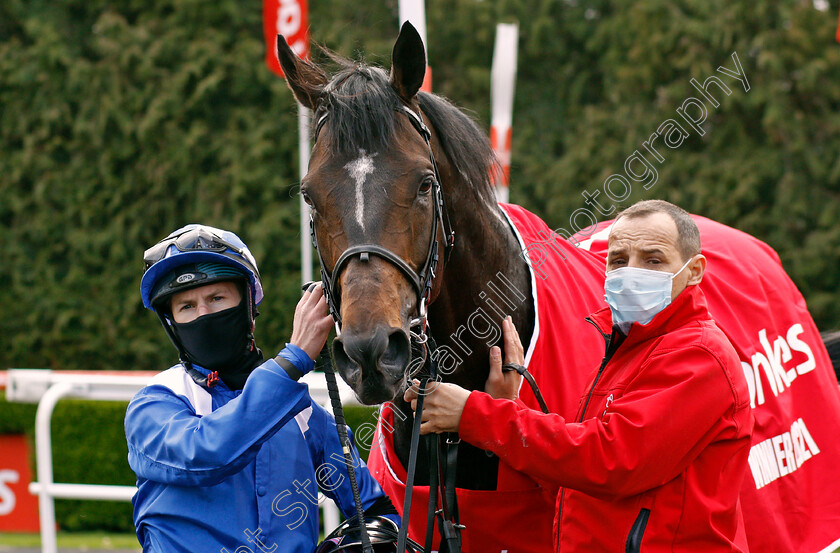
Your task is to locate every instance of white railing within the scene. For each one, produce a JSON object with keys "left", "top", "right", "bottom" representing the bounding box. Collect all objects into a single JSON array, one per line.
[{"left": 5, "top": 368, "right": 358, "bottom": 553}]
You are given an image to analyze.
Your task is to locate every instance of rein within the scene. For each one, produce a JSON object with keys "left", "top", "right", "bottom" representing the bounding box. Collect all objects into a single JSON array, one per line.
[{"left": 397, "top": 336, "right": 464, "bottom": 553}]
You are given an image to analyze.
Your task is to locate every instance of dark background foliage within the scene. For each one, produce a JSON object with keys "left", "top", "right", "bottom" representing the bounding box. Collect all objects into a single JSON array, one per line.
[{"left": 1, "top": 0, "right": 839, "bottom": 372}]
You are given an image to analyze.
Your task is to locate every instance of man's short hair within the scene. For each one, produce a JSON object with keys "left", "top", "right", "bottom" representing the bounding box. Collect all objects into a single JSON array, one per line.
[{"left": 614, "top": 200, "right": 701, "bottom": 261}]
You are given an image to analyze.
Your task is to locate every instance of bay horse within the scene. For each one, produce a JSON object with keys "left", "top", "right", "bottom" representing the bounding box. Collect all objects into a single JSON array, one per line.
[{"left": 277, "top": 23, "right": 840, "bottom": 553}]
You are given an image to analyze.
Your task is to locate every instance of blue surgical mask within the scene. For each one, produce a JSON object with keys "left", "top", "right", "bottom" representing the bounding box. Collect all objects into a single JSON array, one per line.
[{"left": 604, "top": 258, "right": 693, "bottom": 333}]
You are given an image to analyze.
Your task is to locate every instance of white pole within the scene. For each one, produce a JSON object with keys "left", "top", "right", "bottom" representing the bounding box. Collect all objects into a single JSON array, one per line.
[
  {"left": 298, "top": 103, "right": 312, "bottom": 286},
  {"left": 398, "top": 0, "right": 431, "bottom": 91},
  {"left": 490, "top": 23, "right": 519, "bottom": 203},
  {"left": 33, "top": 381, "right": 74, "bottom": 553},
  {"left": 398, "top": 0, "right": 428, "bottom": 54}
]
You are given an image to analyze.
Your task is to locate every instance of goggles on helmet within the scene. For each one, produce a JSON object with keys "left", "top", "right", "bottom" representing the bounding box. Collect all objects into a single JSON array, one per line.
[
  {"left": 141, "top": 224, "right": 263, "bottom": 310},
  {"left": 144, "top": 226, "right": 260, "bottom": 278}
]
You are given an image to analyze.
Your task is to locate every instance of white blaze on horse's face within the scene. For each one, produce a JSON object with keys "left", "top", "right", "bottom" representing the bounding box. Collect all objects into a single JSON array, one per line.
[{"left": 344, "top": 149, "right": 378, "bottom": 231}]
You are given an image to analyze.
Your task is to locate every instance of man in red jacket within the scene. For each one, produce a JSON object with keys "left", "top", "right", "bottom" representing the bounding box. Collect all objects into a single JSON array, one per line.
[{"left": 406, "top": 200, "right": 753, "bottom": 552}]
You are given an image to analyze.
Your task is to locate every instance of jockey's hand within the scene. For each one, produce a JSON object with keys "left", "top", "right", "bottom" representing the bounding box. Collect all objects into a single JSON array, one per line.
[
  {"left": 289, "top": 282, "right": 334, "bottom": 360},
  {"left": 485, "top": 316, "right": 525, "bottom": 400},
  {"left": 404, "top": 379, "right": 470, "bottom": 435}
]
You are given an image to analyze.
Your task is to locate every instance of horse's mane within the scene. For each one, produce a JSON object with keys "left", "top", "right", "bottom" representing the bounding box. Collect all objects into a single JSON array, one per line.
[
  {"left": 318, "top": 55, "right": 497, "bottom": 205},
  {"left": 417, "top": 92, "right": 498, "bottom": 205}
]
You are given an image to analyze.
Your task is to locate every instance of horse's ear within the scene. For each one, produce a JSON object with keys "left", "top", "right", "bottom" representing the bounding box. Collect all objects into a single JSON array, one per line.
[
  {"left": 277, "top": 35, "right": 328, "bottom": 110},
  {"left": 389, "top": 22, "right": 427, "bottom": 102}
]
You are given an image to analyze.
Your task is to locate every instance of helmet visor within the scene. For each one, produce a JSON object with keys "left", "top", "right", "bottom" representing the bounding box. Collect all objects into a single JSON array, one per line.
[{"left": 144, "top": 227, "right": 259, "bottom": 278}]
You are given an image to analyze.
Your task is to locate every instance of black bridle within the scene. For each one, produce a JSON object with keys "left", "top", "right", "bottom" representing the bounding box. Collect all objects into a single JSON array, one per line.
[
  {"left": 309, "top": 105, "right": 455, "bottom": 338},
  {"left": 309, "top": 103, "right": 462, "bottom": 553}
]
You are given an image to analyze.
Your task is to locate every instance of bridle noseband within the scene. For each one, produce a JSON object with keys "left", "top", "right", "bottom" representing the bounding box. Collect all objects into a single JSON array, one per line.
[{"left": 310, "top": 105, "right": 455, "bottom": 338}]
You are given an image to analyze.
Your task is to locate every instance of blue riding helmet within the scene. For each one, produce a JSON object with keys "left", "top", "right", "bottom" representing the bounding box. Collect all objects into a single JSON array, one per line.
[{"left": 141, "top": 224, "right": 263, "bottom": 311}]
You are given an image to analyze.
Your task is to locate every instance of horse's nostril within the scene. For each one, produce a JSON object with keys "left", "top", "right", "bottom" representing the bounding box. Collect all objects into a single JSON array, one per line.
[
  {"left": 382, "top": 329, "right": 410, "bottom": 369},
  {"left": 331, "top": 327, "right": 410, "bottom": 377},
  {"left": 332, "top": 338, "right": 352, "bottom": 370},
  {"left": 333, "top": 327, "right": 388, "bottom": 372}
]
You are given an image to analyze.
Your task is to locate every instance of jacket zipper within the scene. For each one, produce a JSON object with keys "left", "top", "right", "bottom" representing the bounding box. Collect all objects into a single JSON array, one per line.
[
  {"left": 556, "top": 318, "right": 624, "bottom": 553},
  {"left": 625, "top": 508, "right": 651, "bottom": 553},
  {"left": 579, "top": 317, "right": 624, "bottom": 423}
]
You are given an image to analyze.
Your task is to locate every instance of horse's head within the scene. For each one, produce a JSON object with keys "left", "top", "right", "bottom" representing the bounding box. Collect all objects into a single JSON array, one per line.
[{"left": 278, "top": 23, "right": 497, "bottom": 404}]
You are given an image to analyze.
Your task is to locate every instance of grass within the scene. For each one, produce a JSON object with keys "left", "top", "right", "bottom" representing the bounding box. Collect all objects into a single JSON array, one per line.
[{"left": 0, "top": 532, "right": 140, "bottom": 549}]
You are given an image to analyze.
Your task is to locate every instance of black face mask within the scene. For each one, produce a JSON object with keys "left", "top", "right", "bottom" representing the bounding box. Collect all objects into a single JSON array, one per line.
[{"left": 172, "top": 300, "right": 263, "bottom": 390}]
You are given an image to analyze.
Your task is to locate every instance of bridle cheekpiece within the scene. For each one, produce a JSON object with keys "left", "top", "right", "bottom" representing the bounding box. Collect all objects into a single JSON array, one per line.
[{"left": 309, "top": 104, "right": 455, "bottom": 343}]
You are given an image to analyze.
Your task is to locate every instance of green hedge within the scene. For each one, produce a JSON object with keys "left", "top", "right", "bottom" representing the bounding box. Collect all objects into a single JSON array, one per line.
[
  {"left": 0, "top": 392, "right": 376, "bottom": 533},
  {"left": 3, "top": 0, "right": 840, "bottom": 381}
]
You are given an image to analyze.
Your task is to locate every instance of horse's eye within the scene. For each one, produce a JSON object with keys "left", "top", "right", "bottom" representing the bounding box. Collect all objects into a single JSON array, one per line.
[
  {"left": 301, "top": 190, "right": 314, "bottom": 207},
  {"left": 419, "top": 176, "right": 435, "bottom": 194}
]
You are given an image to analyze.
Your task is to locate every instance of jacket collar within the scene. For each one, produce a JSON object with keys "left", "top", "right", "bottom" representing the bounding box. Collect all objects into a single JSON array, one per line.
[
  {"left": 180, "top": 362, "right": 237, "bottom": 393},
  {"left": 589, "top": 284, "right": 710, "bottom": 342}
]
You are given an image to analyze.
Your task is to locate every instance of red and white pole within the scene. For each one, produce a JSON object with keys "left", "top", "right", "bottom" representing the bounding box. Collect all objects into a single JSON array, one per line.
[
  {"left": 836, "top": 4, "right": 840, "bottom": 43},
  {"left": 398, "top": 0, "right": 432, "bottom": 91},
  {"left": 490, "top": 23, "right": 519, "bottom": 203},
  {"left": 263, "top": 0, "right": 314, "bottom": 285}
]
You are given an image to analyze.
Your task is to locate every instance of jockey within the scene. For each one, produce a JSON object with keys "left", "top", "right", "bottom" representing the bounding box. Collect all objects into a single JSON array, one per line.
[{"left": 126, "top": 224, "right": 399, "bottom": 552}]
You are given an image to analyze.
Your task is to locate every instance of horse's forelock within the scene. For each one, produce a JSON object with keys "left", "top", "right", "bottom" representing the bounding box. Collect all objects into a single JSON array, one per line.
[
  {"left": 315, "top": 58, "right": 497, "bottom": 204},
  {"left": 319, "top": 64, "right": 399, "bottom": 156}
]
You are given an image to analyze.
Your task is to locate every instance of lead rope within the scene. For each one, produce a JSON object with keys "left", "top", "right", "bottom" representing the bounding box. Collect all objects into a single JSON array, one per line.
[
  {"left": 321, "top": 347, "right": 374, "bottom": 553},
  {"left": 396, "top": 373, "right": 429, "bottom": 553},
  {"left": 422, "top": 336, "right": 440, "bottom": 552},
  {"left": 426, "top": 335, "right": 462, "bottom": 553},
  {"left": 435, "top": 436, "right": 463, "bottom": 553},
  {"left": 398, "top": 334, "right": 463, "bottom": 553},
  {"left": 502, "top": 362, "right": 550, "bottom": 414},
  {"left": 444, "top": 438, "right": 460, "bottom": 526}
]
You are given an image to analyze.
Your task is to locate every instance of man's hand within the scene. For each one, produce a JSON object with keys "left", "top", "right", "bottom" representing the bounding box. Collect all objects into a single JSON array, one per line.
[
  {"left": 289, "top": 283, "right": 334, "bottom": 360},
  {"left": 402, "top": 317, "right": 527, "bottom": 434},
  {"left": 485, "top": 316, "right": 525, "bottom": 400},
  {"left": 404, "top": 379, "right": 471, "bottom": 435}
]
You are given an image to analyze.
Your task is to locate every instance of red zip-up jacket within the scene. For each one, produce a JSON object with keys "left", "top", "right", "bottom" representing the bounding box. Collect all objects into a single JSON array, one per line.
[{"left": 458, "top": 284, "right": 753, "bottom": 552}]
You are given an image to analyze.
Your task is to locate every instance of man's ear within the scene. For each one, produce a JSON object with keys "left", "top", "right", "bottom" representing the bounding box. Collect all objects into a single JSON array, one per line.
[
  {"left": 687, "top": 254, "right": 706, "bottom": 286},
  {"left": 277, "top": 35, "right": 328, "bottom": 110}
]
